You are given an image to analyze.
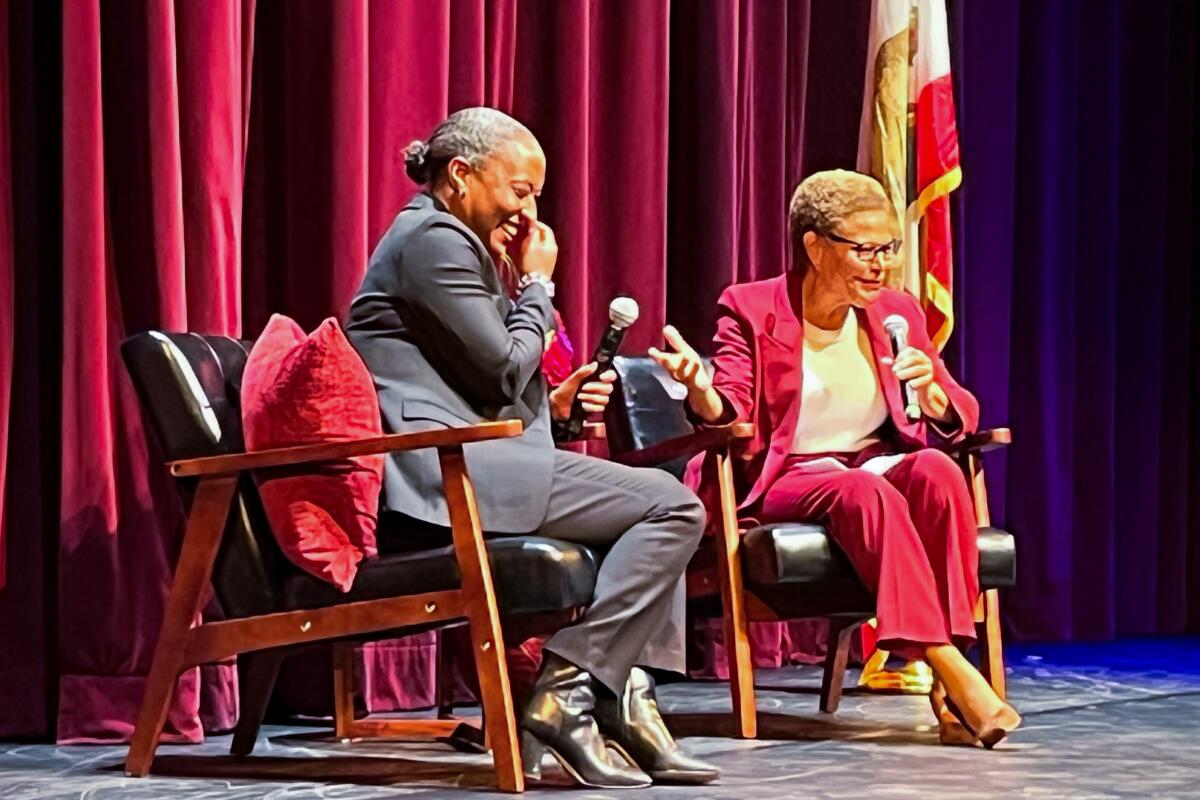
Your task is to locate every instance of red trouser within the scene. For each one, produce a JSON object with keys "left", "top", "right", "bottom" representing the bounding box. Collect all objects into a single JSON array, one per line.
[{"left": 756, "top": 449, "right": 979, "bottom": 661}]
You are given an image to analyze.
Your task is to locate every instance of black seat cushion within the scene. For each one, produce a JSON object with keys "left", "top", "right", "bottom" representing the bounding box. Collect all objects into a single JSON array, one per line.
[
  {"left": 282, "top": 536, "right": 599, "bottom": 616},
  {"left": 742, "top": 523, "right": 1016, "bottom": 590}
]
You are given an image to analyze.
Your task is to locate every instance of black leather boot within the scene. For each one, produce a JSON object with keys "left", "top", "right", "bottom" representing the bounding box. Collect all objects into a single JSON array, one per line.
[
  {"left": 595, "top": 667, "right": 720, "bottom": 784},
  {"left": 520, "top": 653, "right": 652, "bottom": 788}
]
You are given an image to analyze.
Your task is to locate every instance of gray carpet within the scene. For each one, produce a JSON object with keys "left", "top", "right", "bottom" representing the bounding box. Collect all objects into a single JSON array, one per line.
[{"left": 2, "top": 639, "right": 1199, "bottom": 799}]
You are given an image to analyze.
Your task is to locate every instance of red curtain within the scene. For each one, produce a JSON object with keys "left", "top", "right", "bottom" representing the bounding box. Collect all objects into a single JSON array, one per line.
[
  {"left": 56, "top": 0, "right": 256, "bottom": 743},
  {"left": 0, "top": 0, "right": 59, "bottom": 739},
  {"left": 0, "top": 0, "right": 870, "bottom": 740}
]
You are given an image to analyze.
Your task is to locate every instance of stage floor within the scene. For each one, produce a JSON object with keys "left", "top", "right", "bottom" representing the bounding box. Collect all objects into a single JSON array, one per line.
[{"left": 2, "top": 638, "right": 1199, "bottom": 799}]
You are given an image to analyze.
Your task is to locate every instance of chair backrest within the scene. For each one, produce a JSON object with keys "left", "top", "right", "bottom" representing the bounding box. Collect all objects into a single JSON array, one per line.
[
  {"left": 121, "top": 332, "right": 290, "bottom": 618},
  {"left": 604, "top": 356, "right": 710, "bottom": 479}
]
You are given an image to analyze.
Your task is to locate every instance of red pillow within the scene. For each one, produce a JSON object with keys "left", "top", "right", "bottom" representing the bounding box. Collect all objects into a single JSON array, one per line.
[{"left": 241, "top": 315, "right": 383, "bottom": 591}]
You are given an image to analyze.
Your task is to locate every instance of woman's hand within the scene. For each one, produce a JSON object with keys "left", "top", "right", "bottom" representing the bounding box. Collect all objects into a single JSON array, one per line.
[
  {"left": 494, "top": 210, "right": 557, "bottom": 281},
  {"left": 514, "top": 215, "right": 557, "bottom": 281},
  {"left": 889, "top": 346, "right": 935, "bottom": 390},
  {"left": 648, "top": 325, "right": 712, "bottom": 392},
  {"left": 648, "top": 325, "right": 725, "bottom": 423},
  {"left": 549, "top": 362, "right": 616, "bottom": 421},
  {"left": 886, "top": 346, "right": 951, "bottom": 421}
]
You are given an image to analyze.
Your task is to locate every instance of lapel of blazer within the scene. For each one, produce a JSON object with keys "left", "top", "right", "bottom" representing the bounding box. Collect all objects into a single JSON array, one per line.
[
  {"left": 757, "top": 273, "right": 803, "bottom": 451},
  {"left": 418, "top": 191, "right": 512, "bottom": 315}
]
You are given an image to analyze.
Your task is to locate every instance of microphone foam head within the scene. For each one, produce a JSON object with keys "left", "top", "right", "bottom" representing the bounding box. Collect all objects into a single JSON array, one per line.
[
  {"left": 609, "top": 296, "right": 640, "bottom": 329},
  {"left": 882, "top": 314, "right": 909, "bottom": 337}
]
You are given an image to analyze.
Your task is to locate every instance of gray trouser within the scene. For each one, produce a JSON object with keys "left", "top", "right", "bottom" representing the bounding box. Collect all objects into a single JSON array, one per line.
[{"left": 522, "top": 449, "right": 705, "bottom": 695}]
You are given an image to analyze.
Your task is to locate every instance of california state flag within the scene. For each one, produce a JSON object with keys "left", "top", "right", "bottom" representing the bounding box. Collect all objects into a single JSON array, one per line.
[{"left": 858, "top": 0, "right": 961, "bottom": 350}]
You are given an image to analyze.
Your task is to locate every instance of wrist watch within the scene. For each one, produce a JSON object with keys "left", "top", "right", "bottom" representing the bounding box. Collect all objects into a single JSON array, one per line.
[{"left": 518, "top": 273, "right": 555, "bottom": 298}]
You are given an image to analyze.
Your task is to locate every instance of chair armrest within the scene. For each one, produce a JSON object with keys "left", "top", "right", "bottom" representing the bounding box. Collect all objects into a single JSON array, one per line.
[
  {"left": 610, "top": 423, "right": 754, "bottom": 469},
  {"left": 934, "top": 427, "right": 1012, "bottom": 458},
  {"left": 167, "top": 420, "right": 525, "bottom": 478}
]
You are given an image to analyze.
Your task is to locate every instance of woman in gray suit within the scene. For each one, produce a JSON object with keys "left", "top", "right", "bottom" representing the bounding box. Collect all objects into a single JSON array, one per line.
[{"left": 346, "top": 107, "right": 717, "bottom": 789}]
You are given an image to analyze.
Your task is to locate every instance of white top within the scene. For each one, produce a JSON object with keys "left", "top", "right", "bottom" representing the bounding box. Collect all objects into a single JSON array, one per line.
[{"left": 791, "top": 311, "right": 888, "bottom": 455}]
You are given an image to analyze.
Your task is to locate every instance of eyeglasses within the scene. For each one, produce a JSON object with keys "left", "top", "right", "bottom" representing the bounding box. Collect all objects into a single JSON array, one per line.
[{"left": 823, "top": 231, "right": 903, "bottom": 265}]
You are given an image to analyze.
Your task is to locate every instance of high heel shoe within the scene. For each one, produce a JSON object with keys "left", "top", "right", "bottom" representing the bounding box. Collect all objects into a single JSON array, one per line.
[
  {"left": 929, "top": 682, "right": 976, "bottom": 747},
  {"left": 520, "top": 653, "right": 652, "bottom": 788},
  {"left": 976, "top": 704, "right": 1023, "bottom": 749},
  {"left": 942, "top": 693, "right": 1023, "bottom": 750},
  {"left": 594, "top": 667, "right": 720, "bottom": 784}
]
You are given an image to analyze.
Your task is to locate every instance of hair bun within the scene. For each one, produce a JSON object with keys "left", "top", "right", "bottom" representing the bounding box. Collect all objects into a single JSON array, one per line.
[{"left": 403, "top": 139, "right": 430, "bottom": 183}]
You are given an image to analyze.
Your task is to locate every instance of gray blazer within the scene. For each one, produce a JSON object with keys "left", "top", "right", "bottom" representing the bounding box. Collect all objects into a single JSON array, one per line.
[{"left": 346, "top": 192, "right": 557, "bottom": 533}]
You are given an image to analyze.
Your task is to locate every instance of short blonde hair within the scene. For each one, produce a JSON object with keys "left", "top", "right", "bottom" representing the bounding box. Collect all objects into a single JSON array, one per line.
[{"left": 788, "top": 169, "right": 891, "bottom": 252}]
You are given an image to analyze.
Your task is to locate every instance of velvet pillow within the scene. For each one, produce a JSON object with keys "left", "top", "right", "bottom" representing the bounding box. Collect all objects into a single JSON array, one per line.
[{"left": 241, "top": 315, "right": 383, "bottom": 591}]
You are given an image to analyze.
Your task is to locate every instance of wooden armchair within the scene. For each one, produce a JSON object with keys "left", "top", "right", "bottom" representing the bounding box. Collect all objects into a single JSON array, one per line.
[
  {"left": 120, "top": 332, "right": 602, "bottom": 792},
  {"left": 603, "top": 356, "right": 1016, "bottom": 739}
]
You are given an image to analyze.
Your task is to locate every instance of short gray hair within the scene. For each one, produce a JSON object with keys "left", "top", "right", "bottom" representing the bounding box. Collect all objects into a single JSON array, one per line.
[
  {"left": 403, "top": 107, "right": 534, "bottom": 185},
  {"left": 788, "top": 169, "right": 891, "bottom": 250}
]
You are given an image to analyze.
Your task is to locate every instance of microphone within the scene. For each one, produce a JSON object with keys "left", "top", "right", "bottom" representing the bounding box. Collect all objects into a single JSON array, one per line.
[
  {"left": 883, "top": 314, "right": 922, "bottom": 421},
  {"left": 564, "top": 296, "right": 639, "bottom": 438}
]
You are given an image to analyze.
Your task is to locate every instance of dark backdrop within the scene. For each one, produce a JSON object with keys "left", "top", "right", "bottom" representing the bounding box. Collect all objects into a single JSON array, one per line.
[{"left": 0, "top": 0, "right": 1196, "bottom": 740}]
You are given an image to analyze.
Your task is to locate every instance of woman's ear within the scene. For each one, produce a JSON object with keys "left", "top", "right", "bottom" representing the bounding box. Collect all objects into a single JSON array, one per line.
[
  {"left": 447, "top": 156, "right": 472, "bottom": 197},
  {"left": 802, "top": 230, "right": 821, "bottom": 270}
]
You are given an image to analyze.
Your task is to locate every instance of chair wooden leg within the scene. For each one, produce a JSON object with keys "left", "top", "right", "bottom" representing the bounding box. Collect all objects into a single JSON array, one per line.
[
  {"left": 977, "top": 589, "right": 1006, "bottom": 700},
  {"left": 126, "top": 476, "right": 238, "bottom": 777},
  {"left": 963, "top": 455, "right": 1006, "bottom": 699},
  {"left": 436, "top": 627, "right": 461, "bottom": 719},
  {"left": 231, "top": 649, "right": 284, "bottom": 756},
  {"left": 332, "top": 641, "right": 357, "bottom": 740},
  {"left": 440, "top": 447, "right": 523, "bottom": 793},
  {"left": 712, "top": 451, "right": 757, "bottom": 738},
  {"left": 722, "top": 602, "right": 757, "bottom": 739},
  {"left": 819, "top": 619, "right": 857, "bottom": 713}
]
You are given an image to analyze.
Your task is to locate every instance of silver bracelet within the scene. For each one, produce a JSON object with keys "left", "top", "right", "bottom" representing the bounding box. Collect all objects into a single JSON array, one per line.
[{"left": 518, "top": 273, "right": 555, "bottom": 298}]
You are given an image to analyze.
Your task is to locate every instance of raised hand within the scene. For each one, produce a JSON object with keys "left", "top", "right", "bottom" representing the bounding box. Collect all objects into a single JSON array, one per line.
[
  {"left": 648, "top": 325, "right": 712, "bottom": 393},
  {"left": 515, "top": 215, "right": 557, "bottom": 281}
]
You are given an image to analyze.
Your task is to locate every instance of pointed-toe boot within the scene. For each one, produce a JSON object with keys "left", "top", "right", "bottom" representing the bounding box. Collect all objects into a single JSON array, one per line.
[
  {"left": 520, "top": 654, "right": 652, "bottom": 788},
  {"left": 595, "top": 667, "right": 720, "bottom": 784}
]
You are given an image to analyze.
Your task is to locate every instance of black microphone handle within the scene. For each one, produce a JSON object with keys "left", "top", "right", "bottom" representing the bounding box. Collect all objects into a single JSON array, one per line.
[
  {"left": 590, "top": 325, "right": 626, "bottom": 369},
  {"left": 564, "top": 324, "right": 628, "bottom": 437}
]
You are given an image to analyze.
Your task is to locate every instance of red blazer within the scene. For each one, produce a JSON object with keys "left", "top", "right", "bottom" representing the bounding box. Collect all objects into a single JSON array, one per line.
[{"left": 684, "top": 271, "right": 980, "bottom": 513}]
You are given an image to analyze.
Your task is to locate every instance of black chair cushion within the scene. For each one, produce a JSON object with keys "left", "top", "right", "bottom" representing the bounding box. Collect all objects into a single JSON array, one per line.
[
  {"left": 121, "top": 331, "right": 253, "bottom": 460},
  {"left": 977, "top": 528, "right": 1017, "bottom": 588},
  {"left": 282, "top": 536, "right": 599, "bottom": 616},
  {"left": 742, "top": 523, "right": 1016, "bottom": 590},
  {"left": 605, "top": 356, "right": 711, "bottom": 478}
]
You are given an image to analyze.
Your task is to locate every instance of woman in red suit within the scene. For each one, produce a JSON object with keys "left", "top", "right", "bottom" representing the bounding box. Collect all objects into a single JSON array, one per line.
[{"left": 652, "top": 170, "right": 1021, "bottom": 747}]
